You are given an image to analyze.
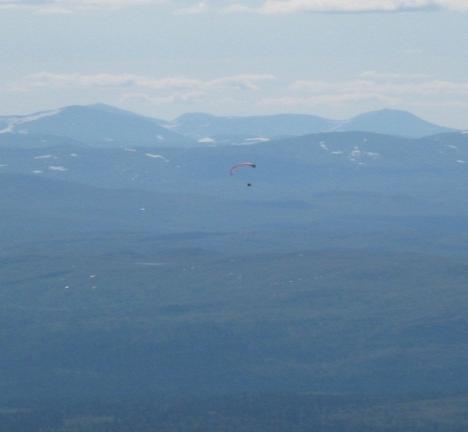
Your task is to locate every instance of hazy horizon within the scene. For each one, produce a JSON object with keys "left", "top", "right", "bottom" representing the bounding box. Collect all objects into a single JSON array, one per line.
[
  {"left": 0, "top": 102, "right": 463, "bottom": 132},
  {"left": 1, "top": 1, "right": 468, "bottom": 128}
]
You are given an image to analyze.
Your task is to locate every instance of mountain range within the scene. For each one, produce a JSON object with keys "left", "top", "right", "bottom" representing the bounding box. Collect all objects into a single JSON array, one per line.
[
  {"left": 0, "top": 104, "right": 457, "bottom": 149},
  {"left": 170, "top": 108, "right": 455, "bottom": 141}
]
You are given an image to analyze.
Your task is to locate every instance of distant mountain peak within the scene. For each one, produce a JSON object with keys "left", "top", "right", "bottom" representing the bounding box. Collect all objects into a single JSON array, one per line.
[
  {"left": 0, "top": 103, "right": 194, "bottom": 148},
  {"left": 352, "top": 108, "right": 421, "bottom": 118},
  {"left": 334, "top": 108, "right": 455, "bottom": 138}
]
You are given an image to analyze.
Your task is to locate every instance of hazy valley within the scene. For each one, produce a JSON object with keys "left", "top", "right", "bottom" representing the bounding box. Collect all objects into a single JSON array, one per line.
[{"left": 1, "top": 105, "right": 468, "bottom": 431}]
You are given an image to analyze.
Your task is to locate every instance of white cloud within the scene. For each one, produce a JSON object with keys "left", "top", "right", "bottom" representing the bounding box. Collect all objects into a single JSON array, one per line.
[
  {"left": 208, "top": 74, "right": 276, "bottom": 91},
  {"left": 5, "top": 72, "right": 276, "bottom": 110},
  {"left": 120, "top": 91, "right": 206, "bottom": 105},
  {"left": 259, "top": 92, "right": 399, "bottom": 109},
  {"left": 359, "top": 70, "right": 431, "bottom": 80},
  {"left": 256, "top": 74, "right": 468, "bottom": 111},
  {"left": 0, "top": 0, "right": 165, "bottom": 13},
  {"left": 6, "top": 70, "right": 468, "bottom": 119},
  {"left": 253, "top": 0, "right": 468, "bottom": 14},
  {"left": 3, "top": 0, "right": 468, "bottom": 13},
  {"left": 114, "top": 72, "right": 468, "bottom": 114},
  {"left": 290, "top": 76, "right": 468, "bottom": 98},
  {"left": 173, "top": 0, "right": 209, "bottom": 14},
  {"left": 8, "top": 71, "right": 276, "bottom": 93}
]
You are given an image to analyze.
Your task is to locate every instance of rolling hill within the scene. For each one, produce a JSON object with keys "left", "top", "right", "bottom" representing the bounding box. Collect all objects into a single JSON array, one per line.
[{"left": 334, "top": 108, "right": 455, "bottom": 137}]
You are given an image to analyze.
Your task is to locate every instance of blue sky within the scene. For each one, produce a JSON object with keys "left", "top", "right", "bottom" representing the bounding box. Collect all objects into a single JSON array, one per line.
[{"left": 1, "top": 0, "right": 468, "bottom": 127}]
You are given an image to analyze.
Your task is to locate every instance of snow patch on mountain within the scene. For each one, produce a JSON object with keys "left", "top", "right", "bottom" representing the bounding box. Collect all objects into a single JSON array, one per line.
[
  {"left": 0, "top": 109, "right": 62, "bottom": 134},
  {"left": 198, "top": 137, "right": 216, "bottom": 144},
  {"left": 145, "top": 153, "right": 170, "bottom": 162},
  {"left": 48, "top": 165, "right": 68, "bottom": 172},
  {"left": 319, "top": 141, "right": 329, "bottom": 151},
  {"left": 244, "top": 137, "right": 271, "bottom": 144},
  {"left": 34, "top": 154, "right": 56, "bottom": 160}
]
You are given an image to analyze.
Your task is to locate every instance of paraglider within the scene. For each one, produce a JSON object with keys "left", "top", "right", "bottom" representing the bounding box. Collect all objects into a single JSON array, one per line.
[
  {"left": 229, "top": 162, "right": 256, "bottom": 176},
  {"left": 229, "top": 162, "right": 256, "bottom": 187}
]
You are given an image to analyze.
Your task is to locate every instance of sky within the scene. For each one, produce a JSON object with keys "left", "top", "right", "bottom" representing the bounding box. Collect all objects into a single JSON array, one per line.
[{"left": 1, "top": 0, "right": 468, "bottom": 128}]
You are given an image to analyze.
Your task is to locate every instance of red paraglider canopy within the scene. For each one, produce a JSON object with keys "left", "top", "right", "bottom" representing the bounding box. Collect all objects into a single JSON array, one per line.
[{"left": 229, "top": 162, "right": 256, "bottom": 176}]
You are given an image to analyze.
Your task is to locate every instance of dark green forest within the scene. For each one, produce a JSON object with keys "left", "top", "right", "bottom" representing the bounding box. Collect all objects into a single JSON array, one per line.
[{"left": 2, "top": 123, "right": 468, "bottom": 430}]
